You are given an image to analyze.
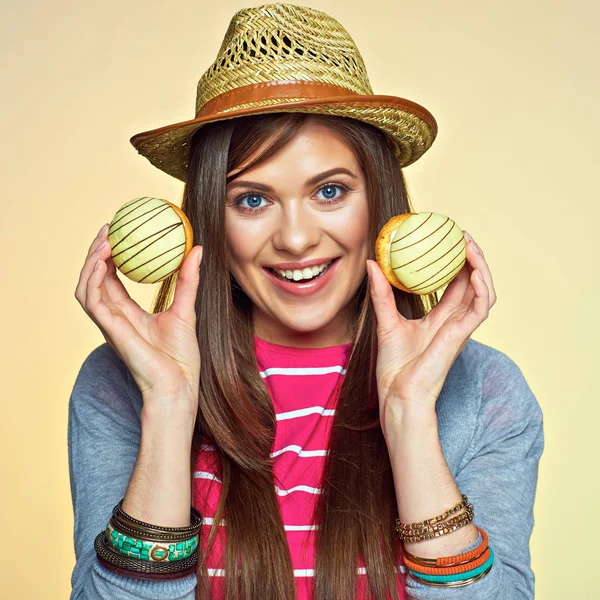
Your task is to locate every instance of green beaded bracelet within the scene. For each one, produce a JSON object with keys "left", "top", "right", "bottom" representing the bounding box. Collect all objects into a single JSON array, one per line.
[{"left": 106, "top": 522, "right": 198, "bottom": 562}]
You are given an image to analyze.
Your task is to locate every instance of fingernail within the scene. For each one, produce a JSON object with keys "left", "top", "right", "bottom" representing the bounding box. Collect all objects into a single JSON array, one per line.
[
  {"left": 96, "top": 223, "right": 108, "bottom": 238},
  {"left": 465, "top": 232, "right": 482, "bottom": 255},
  {"left": 95, "top": 240, "right": 108, "bottom": 252}
]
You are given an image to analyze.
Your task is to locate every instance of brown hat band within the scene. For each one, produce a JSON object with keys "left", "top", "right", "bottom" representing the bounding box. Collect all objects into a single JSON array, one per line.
[{"left": 196, "top": 80, "right": 359, "bottom": 117}]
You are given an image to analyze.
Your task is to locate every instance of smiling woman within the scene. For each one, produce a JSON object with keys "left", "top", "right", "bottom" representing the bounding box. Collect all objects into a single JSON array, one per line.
[{"left": 69, "top": 4, "right": 543, "bottom": 600}]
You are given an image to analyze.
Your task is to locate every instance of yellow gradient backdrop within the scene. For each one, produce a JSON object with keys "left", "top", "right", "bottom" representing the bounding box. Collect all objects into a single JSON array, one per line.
[{"left": 1, "top": 1, "right": 597, "bottom": 598}]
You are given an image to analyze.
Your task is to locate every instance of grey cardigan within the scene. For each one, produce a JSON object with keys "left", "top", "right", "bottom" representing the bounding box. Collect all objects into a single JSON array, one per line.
[{"left": 68, "top": 337, "right": 544, "bottom": 599}]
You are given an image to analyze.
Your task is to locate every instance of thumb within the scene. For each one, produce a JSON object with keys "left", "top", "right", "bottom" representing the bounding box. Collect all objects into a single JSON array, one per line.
[
  {"left": 170, "top": 245, "right": 203, "bottom": 321},
  {"left": 367, "top": 259, "right": 403, "bottom": 335}
]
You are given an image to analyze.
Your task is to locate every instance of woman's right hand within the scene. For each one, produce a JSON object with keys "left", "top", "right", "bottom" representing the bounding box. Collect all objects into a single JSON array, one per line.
[{"left": 74, "top": 223, "right": 204, "bottom": 422}]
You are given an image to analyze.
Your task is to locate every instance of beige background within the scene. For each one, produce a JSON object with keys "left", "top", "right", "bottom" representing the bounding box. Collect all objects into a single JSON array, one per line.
[{"left": 1, "top": 0, "right": 597, "bottom": 597}]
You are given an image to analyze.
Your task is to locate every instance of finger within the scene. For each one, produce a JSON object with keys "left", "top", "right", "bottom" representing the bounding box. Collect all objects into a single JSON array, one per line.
[
  {"left": 432, "top": 256, "right": 472, "bottom": 314},
  {"left": 102, "top": 244, "right": 132, "bottom": 305},
  {"left": 459, "top": 268, "right": 490, "bottom": 328},
  {"left": 431, "top": 241, "right": 493, "bottom": 335},
  {"left": 426, "top": 268, "right": 489, "bottom": 375},
  {"left": 366, "top": 259, "right": 404, "bottom": 335},
  {"left": 95, "top": 242, "right": 148, "bottom": 323},
  {"left": 169, "top": 246, "right": 203, "bottom": 322},
  {"left": 85, "top": 257, "right": 141, "bottom": 338},
  {"left": 84, "top": 257, "right": 116, "bottom": 330},
  {"left": 86, "top": 223, "right": 109, "bottom": 258},
  {"left": 443, "top": 237, "right": 482, "bottom": 312},
  {"left": 75, "top": 226, "right": 112, "bottom": 306},
  {"left": 85, "top": 257, "right": 154, "bottom": 365},
  {"left": 463, "top": 235, "right": 497, "bottom": 308}
]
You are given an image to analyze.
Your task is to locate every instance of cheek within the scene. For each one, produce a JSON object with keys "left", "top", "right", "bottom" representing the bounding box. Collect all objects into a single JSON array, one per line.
[
  {"left": 224, "top": 215, "right": 265, "bottom": 274},
  {"left": 336, "top": 198, "right": 370, "bottom": 253},
  {"left": 224, "top": 218, "right": 248, "bottom": 268}
]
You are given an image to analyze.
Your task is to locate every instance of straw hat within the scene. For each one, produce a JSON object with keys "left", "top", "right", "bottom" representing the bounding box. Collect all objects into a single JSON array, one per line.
[{"left": 129, "top": 3, "right": 438, "bottom": 182}]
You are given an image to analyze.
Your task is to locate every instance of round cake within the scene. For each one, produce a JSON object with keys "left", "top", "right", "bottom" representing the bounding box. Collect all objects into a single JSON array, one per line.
[
  {"left": 375, "top": 211, "right": 467, "bottom": 295},
  {"left": 108, "top": 197, "right": 194, "bottom": 284}
]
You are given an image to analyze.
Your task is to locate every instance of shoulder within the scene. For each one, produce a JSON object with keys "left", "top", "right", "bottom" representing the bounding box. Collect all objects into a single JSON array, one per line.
[
  {"left": 437, "top": 337, "right": 543, "bottom": 467},
  {"left": 70, "top": 343, "right": 142, "bottom": 424},
  {"left": 76, "top": 342, "right": 128, "bottom": 381},
  {"left": 462, "top": 337, "right": 543, "bottom": 426},
  {"left": 447, "top": 336, "right": 542, "bottom": 418}
]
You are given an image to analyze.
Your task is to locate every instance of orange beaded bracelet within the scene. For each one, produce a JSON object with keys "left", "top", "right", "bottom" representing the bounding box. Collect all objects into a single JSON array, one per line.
[
  {"left": 402, "top": 526, "right": 488, "bottom": 568},
  {"left": 403, "top": 547, "right": 491, "bottom": 576}
]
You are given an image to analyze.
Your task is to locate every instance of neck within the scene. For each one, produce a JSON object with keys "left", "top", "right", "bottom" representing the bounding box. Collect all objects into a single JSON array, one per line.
[{"left": 252, "top": 305, "right": 354, "bottom": 349}]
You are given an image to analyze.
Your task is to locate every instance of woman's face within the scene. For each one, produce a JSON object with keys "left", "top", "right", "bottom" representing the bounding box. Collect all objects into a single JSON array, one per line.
[{"left": 224, "top": 119, "right": 370, "bottom": 347}]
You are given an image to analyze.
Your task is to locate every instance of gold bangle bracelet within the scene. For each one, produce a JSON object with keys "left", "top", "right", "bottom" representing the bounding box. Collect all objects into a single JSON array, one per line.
[{"left": 409, "top": 563, "right": 493, "bottom": 587}]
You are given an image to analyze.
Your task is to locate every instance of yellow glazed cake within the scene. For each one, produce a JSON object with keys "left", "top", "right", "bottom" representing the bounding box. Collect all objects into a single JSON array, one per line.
[
  {"left": 375, "top": 211, "right": 467, "bottom": 295},
  {"left": 108, "top": 197, "right": 193, "bottom": 284}
]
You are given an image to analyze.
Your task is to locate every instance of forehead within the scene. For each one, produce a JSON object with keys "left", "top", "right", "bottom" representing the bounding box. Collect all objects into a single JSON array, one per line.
[{"left": 227, "top": 119, "right": 360, "bottom": 181}]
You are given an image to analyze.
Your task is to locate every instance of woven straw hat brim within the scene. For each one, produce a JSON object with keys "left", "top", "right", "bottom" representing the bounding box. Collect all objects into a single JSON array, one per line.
[{"left": 130, "top": 94, "right": 437, "bottom": 183}]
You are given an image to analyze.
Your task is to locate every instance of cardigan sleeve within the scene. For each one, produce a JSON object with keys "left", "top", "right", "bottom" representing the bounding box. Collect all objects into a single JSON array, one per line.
[
  {"left": 67, "top": 343, "right": 197, "bottom": 600},
  {"left": 404, "top": 351, "right": 544, "bottom": 600}
]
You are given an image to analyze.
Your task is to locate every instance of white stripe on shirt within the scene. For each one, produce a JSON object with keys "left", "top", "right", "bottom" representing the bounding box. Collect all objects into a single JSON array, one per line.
[
  {"left": 194, "top": 472, "right": 322, "bottom": 496},
  {"left": 260, "top": 366, "right": 346, "bottom": 378}
]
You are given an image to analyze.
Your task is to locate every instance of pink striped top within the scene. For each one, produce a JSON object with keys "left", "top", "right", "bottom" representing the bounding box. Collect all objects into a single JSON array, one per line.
[{"left": 192, "top": 336, "right": 406, "bottom": 599}]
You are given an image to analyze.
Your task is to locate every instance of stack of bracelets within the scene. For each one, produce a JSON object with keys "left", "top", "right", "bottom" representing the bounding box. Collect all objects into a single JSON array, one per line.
[
  {"left": 94, "top": 494, "right": 492, "bottom": 585},
  {"left": 93, "top": 499, "right": 202, "bottom": 581},
  {"left": 396, "top": 494, "right": 494, "bottom": 587}
]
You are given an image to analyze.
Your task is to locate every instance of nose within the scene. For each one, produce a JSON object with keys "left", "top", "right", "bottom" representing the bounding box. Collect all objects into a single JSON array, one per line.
[{"left": 271, "top": 201, "right": 321, "bottom": 256}]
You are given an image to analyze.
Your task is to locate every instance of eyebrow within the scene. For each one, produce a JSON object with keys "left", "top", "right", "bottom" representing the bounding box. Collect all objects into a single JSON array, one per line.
[{"left": 226, "top": 167, "right": 358, "bottom": 191}]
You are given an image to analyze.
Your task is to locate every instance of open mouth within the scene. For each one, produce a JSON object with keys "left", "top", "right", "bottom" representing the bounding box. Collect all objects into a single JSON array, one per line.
[{"left": 266, "top": 258, "right": 340, "bottom": 283}]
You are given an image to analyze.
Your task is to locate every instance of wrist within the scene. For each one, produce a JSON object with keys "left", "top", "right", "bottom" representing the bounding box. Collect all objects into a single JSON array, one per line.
[
  {"left": 386, "top": 399, "right": 438, "bottom": 429},
  {"left": 383, "top": 401, "right": 439, "bottom": 449},
  {"left": 141, "top": 404, "right": 196, "bottom": 442},
  {"left": 141, "top": 386, "right": 198, "bottom": 420}
]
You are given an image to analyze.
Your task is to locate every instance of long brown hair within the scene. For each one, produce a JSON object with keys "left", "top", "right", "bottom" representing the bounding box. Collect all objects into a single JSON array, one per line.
[{"left": 150, "top": 113, "right": 438, "bottom": 600}]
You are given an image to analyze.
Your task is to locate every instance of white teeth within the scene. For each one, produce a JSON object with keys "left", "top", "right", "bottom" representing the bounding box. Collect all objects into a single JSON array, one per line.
[{"left": 273, "top": 260, "right": 333, "bottom": 281}]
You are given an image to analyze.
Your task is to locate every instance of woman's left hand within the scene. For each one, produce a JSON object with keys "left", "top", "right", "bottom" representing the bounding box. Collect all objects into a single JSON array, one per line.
[{"left": 366, "top": 231, "right": 497, "bottom": 439}]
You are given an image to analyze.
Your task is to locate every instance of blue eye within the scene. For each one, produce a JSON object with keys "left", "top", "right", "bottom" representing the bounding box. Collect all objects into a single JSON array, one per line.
[
  {"left": 236, "top": 193, "right": 267, "bottom": 210},
  {"left": 316, "top": 184, "right": 345, "bottom": 201}
]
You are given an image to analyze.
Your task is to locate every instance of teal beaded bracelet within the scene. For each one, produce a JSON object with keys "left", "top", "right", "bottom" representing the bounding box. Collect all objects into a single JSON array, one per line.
[
  {"left": 106, "top": 521, "right": 198, "bottom": 562},
  {"left": 94, "top": 531, "right": 199, "bottom": 580},
  {"left": 409, "top": 547, "right": 495, "bottom": 583}
]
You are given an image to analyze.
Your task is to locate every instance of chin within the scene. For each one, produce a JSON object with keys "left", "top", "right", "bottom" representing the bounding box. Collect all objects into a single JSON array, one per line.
[
  {"left": 273, "top": 308, "right": 339, "bottom": 334},
  {"left": 280, "top": 315, "right": 332, "bottom": 333}
]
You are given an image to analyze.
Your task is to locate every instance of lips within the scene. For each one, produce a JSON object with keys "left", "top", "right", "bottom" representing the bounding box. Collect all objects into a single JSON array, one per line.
[
  {"left": 267, "top": 258, "right": 337, "bottom": 283},
  {"left": 263, "top": 257, "right": 341, "bottom": 296}
]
